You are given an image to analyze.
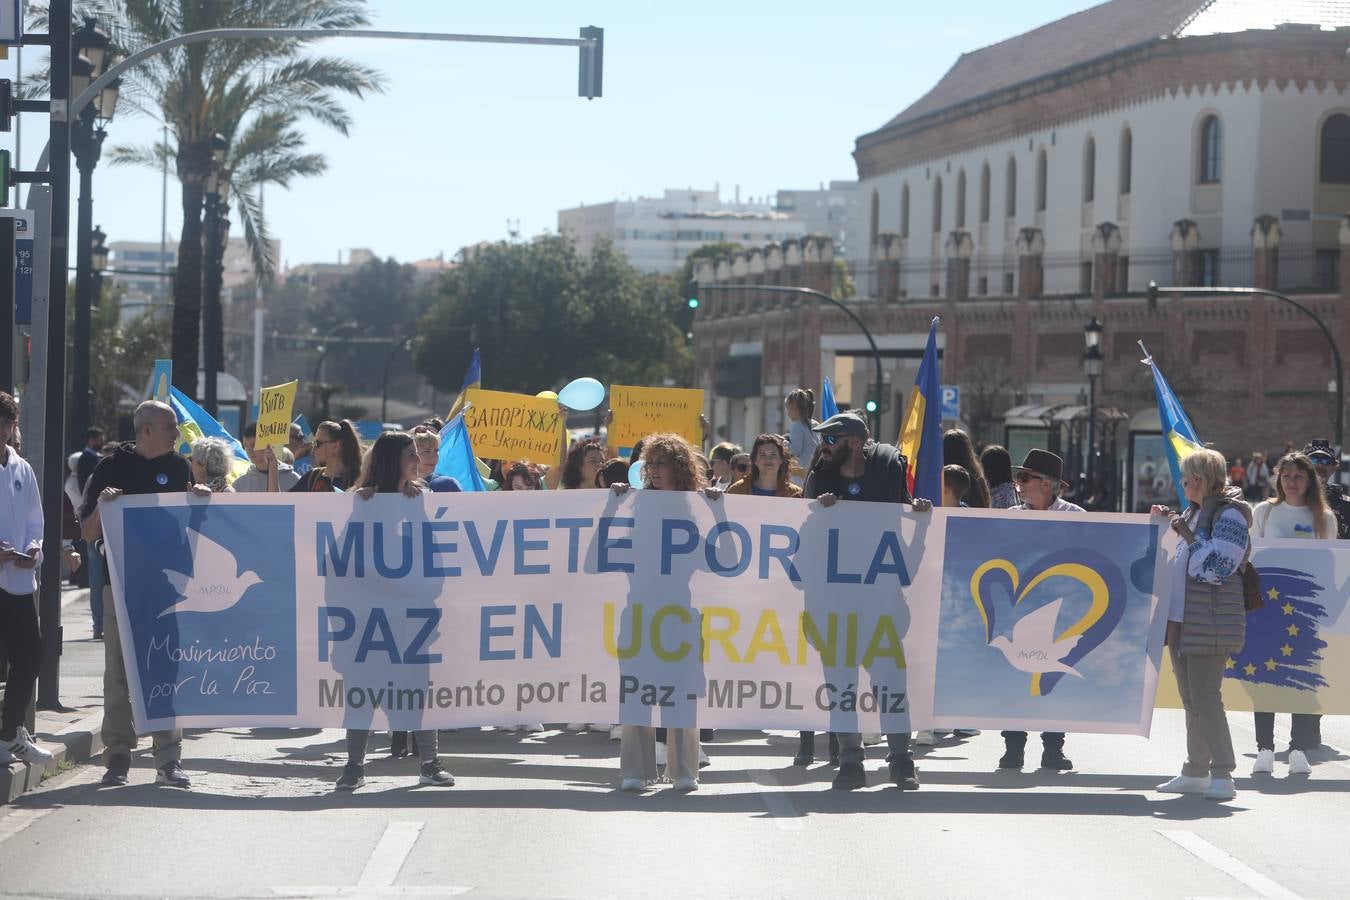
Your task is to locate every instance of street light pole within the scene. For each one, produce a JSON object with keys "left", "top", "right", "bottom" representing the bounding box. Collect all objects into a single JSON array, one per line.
[
  {"left": 202, "top": 135, "right": 228, "bottom": 417},
  {"left": 381, "top": 338, "right": 412, "bottom": 423},
  {"left": 696, "top": 282, "right": 886, "bottom": 437},
  {"left": 1083, "top": 317, "right": 1104, "bottom": 499},
  {"left": 1148, "top": 281, "right": 1344, "bottom": 450}
]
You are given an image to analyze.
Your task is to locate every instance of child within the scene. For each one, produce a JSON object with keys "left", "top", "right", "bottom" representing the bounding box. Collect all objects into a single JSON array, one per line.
[{"left": 942, "top": 464, "right": 971, "bottom": 508}]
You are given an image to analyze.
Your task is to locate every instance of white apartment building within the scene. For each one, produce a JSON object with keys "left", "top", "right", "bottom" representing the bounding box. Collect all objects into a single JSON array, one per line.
[{"left": 776, "top": 181, "right": 859, "bottom": 257}]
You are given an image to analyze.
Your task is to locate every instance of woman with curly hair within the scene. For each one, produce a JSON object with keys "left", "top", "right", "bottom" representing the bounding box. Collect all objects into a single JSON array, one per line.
[
  {"left": 501, "top": 460, "right": 543, "bottom": 492},
  {"left": 188, "top": 437, "right": 235, "bottom": 493},
  {"left": 612, "top": 433, "right": 719, "bottom": 791},
  {"left": 561, "top": 438, "right": 607, "bottom": 490}
]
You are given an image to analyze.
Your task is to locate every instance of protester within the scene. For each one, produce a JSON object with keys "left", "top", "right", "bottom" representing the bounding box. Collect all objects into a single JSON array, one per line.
[
  {"left": 1304, "top": 439, "right": 1350, "bottom": 539},
  {"left": 943, "top": 430, "right": 991, "bottom": 508},
  {"left": 189, "top": 437, "right": 236, "bottom": 493},
  {"left": 1249, "top": 452, "right": 1335, "bottom": 777},
  {"left": 235, "top": 423, "right": 301, "bottom": 493},
  {"left": 999, "top": 449, "right": 1081, "bottom": 772},
  {"left": 561, "top": 438, "right": 606, "bottom": 490},
  {"left": 785, "top": 388, "right": 819, "bottom": 485},
  {"left": 981, "top": 444, "right": 1019, "bottom": 510},
  {"left": 337, "top": 431, "right": 454, "bottom": 790},
  {"left": 941, "top": 464, "right": 970, "bottom": 508},
  {"left": 412, "top": 429, "right": 462, "bottom": 493},
  {"left": 1153, "top": 448, "right": 1251, "bottom": 801},
  {"left": 1244, "top": 451, "right": 1270, "bottom": 502},
  {"left": 708, "top": 442, "right": 742, "bottom": 488},
  {"left": 287, "top": 423, "right": 315, "bottom": 477},
  {"left": 0, "top": 392, "right": 54, "bottom": 768},
  {"left": 76, "top": 426, "right": 106, "bottom": 494},
  {"left": 596, "top": 458, "right": 629, "bottom": 489},
  {"left": 501, "top": 461, "right": 543, "bottom": 491},
  {"left": 1228, "top": 455, "right": 1247, "bottom": 489},
  {"left": 290, "top": 419, "right": 361, "bottom": 492},
  {"left": 81, "top": 400, "right": 208, "bottom": 788},
  {"left": 613, "top": 432, "right": 719, "bottom": 793},
  {"left": 728, "top": 451, "right": 752, "bottom": 484},
  {"left": 803, "top": 411, "right": 931, "bottom": 790}
]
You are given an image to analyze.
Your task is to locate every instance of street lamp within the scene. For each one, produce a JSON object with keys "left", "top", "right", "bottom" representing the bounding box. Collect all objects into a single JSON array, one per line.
[
  {"left": 202, "top": 133, "right": 230, "bottom": 417},
  {"left": 90, "top": 225, "right": 108, "bottom": 318},
  {"left": 69, "top": 16, "right": 117, "bottom": 448},
  {"left": 1083, "top": 317, "right": 1104, "bottom": 497},
  {"left": 381, "top": 338, "right": 413, "bottom": 423}
]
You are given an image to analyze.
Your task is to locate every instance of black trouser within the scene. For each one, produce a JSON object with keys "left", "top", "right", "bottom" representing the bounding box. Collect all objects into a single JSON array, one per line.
[
  {"left": 0, "top": 590, "right": 42, "bottom": 740},
  {"left": 1002, "top": 730, "right": 1065, "bottom": 752},
  {"left": 1254, "top": 712, "right": 1321, "bottom": 752}
]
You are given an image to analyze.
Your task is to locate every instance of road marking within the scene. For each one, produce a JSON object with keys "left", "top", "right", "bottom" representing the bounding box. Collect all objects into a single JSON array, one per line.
[
  {"left": 274, "top": 820, "right": 472, "bottom": 897},
  {"left": 748, "top": 769, "right": 804, "bottom": 831},
  {"left": 1157, "top": 830, "right": 1301, "bottom": 900}
]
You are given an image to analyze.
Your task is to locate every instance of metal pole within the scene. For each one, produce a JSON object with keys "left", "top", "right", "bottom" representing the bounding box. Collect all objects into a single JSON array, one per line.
[
  {"left": 1148, "top": 282, "right": 1344, "bottom": 450},
  {"left": 202, "top": 190, "right": 220, "bottom": 416},
  {"left": 380, "top": 339, "right": 407, "bottom": 423},
  {"left": 1086, "top": 372, "right": 1097, "bottom": 496},
  {"left": 71, "top": 123, "right": 100, "bottom": 448},
  {"left": 38, "top": 0, "right": 74, "bottom": 710},
  {"left": 252, "top": 186, "right": 265, "bottom": 408},
  {"left": 0, "top": 218, "right": 14, "bottom": 393},
  {"left": 697, "top": 282, "right": 885, "bottom": 436}
]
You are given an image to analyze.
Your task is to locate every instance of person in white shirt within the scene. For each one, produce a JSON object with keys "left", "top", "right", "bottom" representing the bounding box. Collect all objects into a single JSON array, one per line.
[
  {"left": 1249, "top": 452, "right": 1336, "bottom": 777},
  {"left": 0, "top": 392, "right": 54, "bottom": 767}
]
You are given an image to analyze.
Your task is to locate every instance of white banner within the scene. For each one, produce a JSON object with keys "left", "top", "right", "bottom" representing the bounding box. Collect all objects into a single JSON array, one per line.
[{"left": 102, "top": 493, "right": 1172, "bottom": 736}]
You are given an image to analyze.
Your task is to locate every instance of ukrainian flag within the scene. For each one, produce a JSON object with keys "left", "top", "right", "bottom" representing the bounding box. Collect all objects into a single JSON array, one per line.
[
  {"left": 434, "top": 412, "right": 488, "bottom": 492},
  {"left": 445, "top": 347, "right": 482, "bottom": 422},
  {"left": 168, "top": 387, "right": 252, "bottom": 483},
  {"left": 898, "top": 317, "right": 943, "bottom": 504},
  {"left": 1142, "top": 344, "right": 1204, "bottom": 507},
  {"left": 820, "top": 376, "right": 840, "bottom": 420}
]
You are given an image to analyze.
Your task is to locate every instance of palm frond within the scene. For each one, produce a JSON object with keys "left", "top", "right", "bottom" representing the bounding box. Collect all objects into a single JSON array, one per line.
[
  {"left": 106, "top": 140, "right": 176, "bottom": 170},
  {"left": 231, "top": 186, "right": 277, "bottom": 286}
]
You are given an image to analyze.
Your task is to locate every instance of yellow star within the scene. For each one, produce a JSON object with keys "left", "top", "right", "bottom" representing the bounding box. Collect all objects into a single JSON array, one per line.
[
  {"left": 1287, "top": 623, "right": 1300, "bottom": 637},
  {"left": 1282, "top": 602, "right": 1295, "bottom": 616},
  {"left": 1281, "top": 644, "right": 1294, "bottom": 657},
  {"left": 1268, "top": 587, "right": 1280, "bottom": 601},
  {"left": 1244, "top": 662, "right": 1257, "bottom": 676},
  {"left": 1225, "top": 657, "right": 1235, "bottom": 669},
  {"left": 1265, "top": 659, "right": 1278, "bottom": 671}
]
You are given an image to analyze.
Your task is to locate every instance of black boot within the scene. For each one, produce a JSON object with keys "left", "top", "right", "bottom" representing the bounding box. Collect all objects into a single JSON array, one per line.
[
  {"left": 889, "top": 758, "right": 920, "bottom": 790},
  {"left": 1040, "top": 733, "right": 1071, "bottom": 770},
  {"left": 828, "top": 732, "right": 840, "bottom": 766},
  {"left": 793, "top": 731, "right": 814, "bottom": 767},
  {"left": 999, "top": 731, "right": 1026, "bottom": 769},
  {"left": 832, "top": 762, "right": 866, "bottom": 790}
]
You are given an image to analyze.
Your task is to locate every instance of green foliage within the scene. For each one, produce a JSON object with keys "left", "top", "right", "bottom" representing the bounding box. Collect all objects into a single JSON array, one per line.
[
  {"left": 87, "top": 284, "right": 172, "bottom": 434},
  {"left": 414, "top": 237, "right": 690, "bottom": 395}
]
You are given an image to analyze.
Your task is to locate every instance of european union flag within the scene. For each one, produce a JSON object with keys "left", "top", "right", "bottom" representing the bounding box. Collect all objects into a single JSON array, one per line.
[
  {"left": 435, "top": 413, "right": 487, "bottom": 492},
  {"left": 1230, "top": 566, "right": 1329, "bottom": 692},
  {"left": 1142, "top": 344, "right": 1204, "bottom": 508},
  {"left": 820, "top": 376, "right": 840, "bottom": 420},
  {"left": 898, "top": 317, "right": 943, "bottom": 504}
]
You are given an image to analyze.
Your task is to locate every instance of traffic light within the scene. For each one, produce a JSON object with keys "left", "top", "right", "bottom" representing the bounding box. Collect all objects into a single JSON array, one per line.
[
  {"left": 0, "top": 79, "right": 11, "bottom": 132},
  {"left": 864, "top": 399, "right": 879, "bottom": 414},
  {"left": 0, "top": 150, "right": 10, "bottom": 208},
  {"left": 578, "top": 26, "right": 603, "bottom": 99}
]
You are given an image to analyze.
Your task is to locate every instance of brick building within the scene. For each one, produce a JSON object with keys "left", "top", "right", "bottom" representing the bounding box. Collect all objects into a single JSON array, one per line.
[{"left": 691, "top": 0, "right": 1350, "bottom": 510}]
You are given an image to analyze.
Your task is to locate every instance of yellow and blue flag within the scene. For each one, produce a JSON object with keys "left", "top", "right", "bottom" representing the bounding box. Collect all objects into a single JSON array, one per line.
[
  {"left": 1141, "top": 342, "right": 1204, "bottom": 507},
  {"left": 435, "top": 412, "right": 488, "bottom": 492},
  {"left": 445, "top": 347, "right": 482, "bottom": 422},
  {"left": 898, "top": 317, "right": 943, "bottom": 504},
  {"left": 820, "top": 376, "right": 840, "bottom": 420},
  {"left": 167, "top": 387, "right": 252, "bottom": 482}
]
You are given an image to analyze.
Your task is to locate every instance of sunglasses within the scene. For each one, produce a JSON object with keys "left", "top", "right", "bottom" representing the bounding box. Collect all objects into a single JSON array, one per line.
[
  {"left": 1014, "top": 472, "right": 1048, "bottom": 485},
  {"left": 1310, "top": 456, "right": 1336, "bottom": 466},
  {"left": 822, "top": 435, "right": 842, "bottom": 446}
]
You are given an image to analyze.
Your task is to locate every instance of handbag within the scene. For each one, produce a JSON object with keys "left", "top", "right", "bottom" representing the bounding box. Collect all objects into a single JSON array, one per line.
[{"left": 1239, "top": 560, "right": 1263, "bottom": 612}]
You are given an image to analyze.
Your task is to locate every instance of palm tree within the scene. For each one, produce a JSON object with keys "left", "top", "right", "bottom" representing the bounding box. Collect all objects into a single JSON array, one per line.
[{"left": 29, "top": 0, "right": 384, "bottom": 398}]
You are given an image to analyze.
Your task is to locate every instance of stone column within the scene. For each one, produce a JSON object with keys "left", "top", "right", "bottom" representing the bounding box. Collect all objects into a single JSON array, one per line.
[
  {"left": 944, "top": 231, "right": 974, "bottom": 300},
  {"left": 1170, "top": 219, "right": 1200, "bottom": 286},
  {"left": 730, "top": 252, "right": 749, "bottom": 315},
  {"left": 1015, "top": 228, "right": 1045, "bottom": 300},
  {"left": 781, "top": 239, "right": 803, "bottom": 297},
  {"left": 1251, "top": 214, "right": 1281, "bottom": 291},
  {"left": 713, "top": 258, "right": 733, "bottom": 318},
  {"left": 1340, "top": 214, "right": 1350, "bottom": 301},
  {"left": 875, "top": 232, "right": 902, "bottom": 303},
  {"left": 747, "top": 248, "right": 766, "bottom": 311},
  {"left": 693, "top": 259, "right": 715, "bottom": 318},
  {"left": 1091, "top": 222, "right": 1122, "bottom": 301},
  {"left": 802, "top": 236, "right": 835, "bottom": 297}
]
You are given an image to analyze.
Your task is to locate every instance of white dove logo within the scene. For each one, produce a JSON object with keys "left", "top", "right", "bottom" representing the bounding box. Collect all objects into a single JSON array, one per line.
[
  {"left": 988, "top": 598, "right": 1085, "bottom": 680},
  {"left": 158, "top": 528, "right": 263, "bottom": 618}
]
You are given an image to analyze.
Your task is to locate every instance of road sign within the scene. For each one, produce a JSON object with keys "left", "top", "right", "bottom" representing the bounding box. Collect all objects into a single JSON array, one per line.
[
  {"left": 940, "top": 385, "right": 960, "bottom": 421},
  {"left": 0, "top": 210, "right": 34, "bottom": 323}
]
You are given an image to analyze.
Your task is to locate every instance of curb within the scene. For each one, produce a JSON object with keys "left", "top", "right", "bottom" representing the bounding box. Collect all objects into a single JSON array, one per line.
[{"left": 1, "top": 710, "right": 104, "bottom": 805}]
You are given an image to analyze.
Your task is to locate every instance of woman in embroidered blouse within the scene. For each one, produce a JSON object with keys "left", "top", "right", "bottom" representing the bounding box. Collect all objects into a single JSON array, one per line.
[
  {"left": 1248, "top": 452, "right": 1335, "bottom": 777},
  {"left": 1153, "top": 448, "right": 1251, "bottom": 802},
  {"left": 981, "top": 445, "right": 1019, "bottom": 510}
]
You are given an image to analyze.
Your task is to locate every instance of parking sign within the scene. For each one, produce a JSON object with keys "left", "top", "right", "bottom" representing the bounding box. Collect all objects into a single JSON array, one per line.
[{"left": 940, "top": 385, "right": 960, "bottom": 420}]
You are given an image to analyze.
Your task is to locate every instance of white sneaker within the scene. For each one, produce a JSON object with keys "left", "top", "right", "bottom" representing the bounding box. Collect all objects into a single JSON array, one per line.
[
  {"left": 1203, "top": 778, "right": 1237, "bottom": 801},
  {"left": 655, "top": 742, "right": 667, "bottom": 766},
  {"left": 1252, "top": 748, "right": 1275, "bottom": 775},
  {"left": 564, "top": 723, "right": 587, "bottom": 731},
  {"left": 608, "top": 725, "right": 622, "bottom": 741},
  {"left": 1157, "top": 774, "right": 1210, "bottom": 794},
  {"left": 672, "top": 776, "right": 698, "bottom": 792},
  {"left": 619, "top": 777, "right": 646, "bottom": 792},
  {"left": 914, "top": 730, "right": 937, "bottom": 746},
  {"left": 2, "top": 727, "right": 53, "bottom": 766},
  {"left": 1288, "top": 749, "right": 1312, "bottom": 775}
]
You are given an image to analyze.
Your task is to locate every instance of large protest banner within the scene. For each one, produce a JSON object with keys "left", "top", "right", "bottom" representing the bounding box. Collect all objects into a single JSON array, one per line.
[
  {"left": 101, "top": 497, "right": 1170, "bottom": 736},
  {"left": 462, "top": 388, "right": 563, "bottom": 465},
  {"left": 1155, "top": 538, "right": 1350, "bottom": 715},
  {"left": 608, "top": 385, "right": 703, "bottom": 451}
]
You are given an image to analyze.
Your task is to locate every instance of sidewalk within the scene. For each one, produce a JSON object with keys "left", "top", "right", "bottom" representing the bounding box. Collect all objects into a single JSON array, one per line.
[{"left": 1, "top": 584, "right": 106, "bottom": 805}]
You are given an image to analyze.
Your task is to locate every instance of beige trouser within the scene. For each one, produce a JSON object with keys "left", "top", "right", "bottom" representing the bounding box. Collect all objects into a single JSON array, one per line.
[
  {"left": 620, "top": 725, "right": 699, "bottom": 783},
  {"left": 1167, "top": 622, "right": 1235, "bottom": 779},
  {"left": 102, "top": 586, "right": 183, "bottom": 768}
]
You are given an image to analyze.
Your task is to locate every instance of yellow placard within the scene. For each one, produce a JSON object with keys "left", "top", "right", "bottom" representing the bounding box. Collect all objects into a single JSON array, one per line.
[
  {"left": 609, "top": 384, "right": 704, "bottom": 449},
  {"left": 256, "top": 380, "right": 299, "bottom": 449},
  {"left": 463, "top": 388, "right": 563, "bottom": 466}
]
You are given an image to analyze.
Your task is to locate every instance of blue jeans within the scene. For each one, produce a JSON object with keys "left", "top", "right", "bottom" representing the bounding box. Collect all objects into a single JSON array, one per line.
[{"left": 88, "top": 546, "right": 105, "bottom": 634}]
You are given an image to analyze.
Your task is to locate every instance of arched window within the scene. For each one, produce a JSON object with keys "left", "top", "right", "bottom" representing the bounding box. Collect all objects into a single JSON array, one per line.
[
  {"left": 1119, "top": 127, "right": 1133, "bottom": 195},
  {"left": 955, "top": 169, "right": 967, "bottom": 228},
  {"left": 1005, "top": 156, "right": 1017, "bottom": 218},
  {"left": 900, "top": 183, "right": 911, "bottom": 239},
  {"left": 1082, "top": 137, "right": 1096, "bottom": 203},
  {"left": 1036, "top": 148, "right": 1048, "bottom": 212},
  {"left": 979, "top": 163, "right": 991, "bottom": 223},
  {"left": 932, "top": 176, "right": 943, "bottom": 234},
  {"left": 1321, "top": 114, "right": 1350, "bottom": 184},
  {"left": 1198, "top": 115, "right": 1222, "bottom": 184},
  {"left": 869, "top": 190, "right": 880, "bottom": 253}
]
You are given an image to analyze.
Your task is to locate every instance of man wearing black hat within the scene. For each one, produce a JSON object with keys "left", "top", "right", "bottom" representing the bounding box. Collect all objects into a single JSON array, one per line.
[
  {"left": 999, "top": 449, "right": 1082, "bottom": 771},
  {"left": 1304, "top": 440, "right": 1350, "bottom": 539},
  {"left": 803, "top": 411, "right": 932, "bottom": 791}
]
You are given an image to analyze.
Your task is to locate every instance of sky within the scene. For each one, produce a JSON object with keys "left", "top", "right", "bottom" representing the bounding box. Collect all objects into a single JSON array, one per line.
[{"left": 2, "top": 0, "right": 1092, "bottom": 270}]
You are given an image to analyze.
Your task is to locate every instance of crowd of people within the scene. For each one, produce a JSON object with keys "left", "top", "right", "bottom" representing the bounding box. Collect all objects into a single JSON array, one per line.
[{"left": 0, "top": 386, "right": 1343, "bottom": 802}]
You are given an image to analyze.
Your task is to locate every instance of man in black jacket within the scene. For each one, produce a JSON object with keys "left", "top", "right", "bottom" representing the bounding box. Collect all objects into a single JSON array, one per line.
[{"left": 804, "top": 412, "right": 931, "bottom": 790}]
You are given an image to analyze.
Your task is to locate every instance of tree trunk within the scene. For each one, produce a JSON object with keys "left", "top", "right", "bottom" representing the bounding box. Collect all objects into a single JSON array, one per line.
[{"left": 171, "top": 142, "right": 210, "bottom": 399}]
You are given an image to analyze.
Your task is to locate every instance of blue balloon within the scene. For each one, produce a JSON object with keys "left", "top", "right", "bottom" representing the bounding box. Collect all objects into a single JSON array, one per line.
[
  {"left": 627, "top": 460, "right": 645, "bottom": 489},
  {"left": 558, "top": 376, "right": 605, "bottom": 411}
]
